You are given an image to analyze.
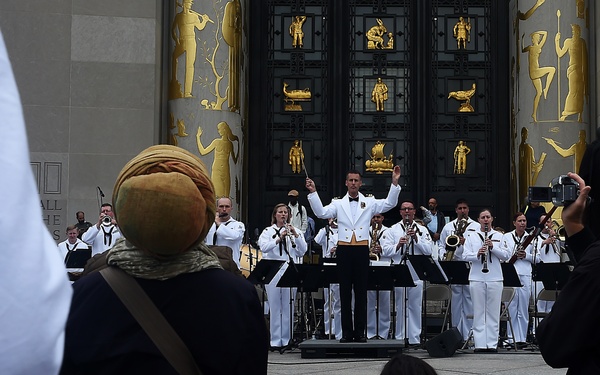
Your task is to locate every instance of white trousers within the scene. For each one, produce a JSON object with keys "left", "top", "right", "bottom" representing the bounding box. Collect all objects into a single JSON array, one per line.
[
  {"left": 394, "top": 280, "right": 423, "bottom": 344},
  {"left": 451, "top": 284, "right": 473, "bottom": 340},
  {"left": 470, "top": 280, "right": 502, "bottom": 349},
  {"left": 507, "top": 275, "right": 531, "bottom": 343},
  {"left": 323, "top": 284, "right": 342, "bottom": 339},
  {"left": 265, "top": 282, "right": 296, "bottom": 347},
  {"left": 367, "top": 290, "right": 391, "bottom": 339}
]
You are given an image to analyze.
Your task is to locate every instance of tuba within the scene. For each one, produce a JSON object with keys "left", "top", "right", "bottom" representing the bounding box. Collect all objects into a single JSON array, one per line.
[
  {"left": 443, "top": 218, "right": 468, "bottom": 261},
  {"left": 369, "top": 222, "right": 382, "bottom": 261}
]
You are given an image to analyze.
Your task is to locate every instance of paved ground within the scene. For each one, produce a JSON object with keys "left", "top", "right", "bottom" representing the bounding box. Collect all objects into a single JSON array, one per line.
[{"left": 267, "top": 346, "right": 567, "bottom": 375}]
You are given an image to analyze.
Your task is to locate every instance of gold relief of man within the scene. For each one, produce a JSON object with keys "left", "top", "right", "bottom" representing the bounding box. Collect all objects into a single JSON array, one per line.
[
  {"left": 288, "top": 140, "right": 304, "bottom": 174},
  {"left": 453, "top": 141, "right": 471, "bottom": 174},
  {"left": 289, "top": 16, "right": 307, "bottom": 48},
  {"left": 371, "top": 78, "right": 388, "bottom": 112},
  {"left": 170, "top": 0, "right": 214, "bottom": 98},
  {"left": 543, "top": 129, "right": 587, "bottom": 172},
  {"left": 366, "top": 18, "right": 387, "bottom": 49},
  {"left": 196, "top": 121, "right": 240, "bottom": 198},
  {"left": 555, "top": 24, "right": 588, "bottom": 122},
  {"left": 522, "top": 31, "right": 555, "bottom": 122},
  {"left": 223, "top": 0, "right": 242, "bottom": 111},
  {"left": 453, "top": 17, "right": 471, "bottom": 49},
  {"left": 519, "top": 127, "right": 546, "bottom": 205}
]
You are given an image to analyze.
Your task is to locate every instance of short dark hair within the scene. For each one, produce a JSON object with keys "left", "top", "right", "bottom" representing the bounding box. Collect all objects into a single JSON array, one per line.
[
  {"left": 101, "top": 203, "right": 112, "bottom": 209},
  {"left": 455, "top": 198, "right": 468, "bottom": 207},
  {"left": 346, "top": 170, "right": 362, "bottom": 180}
]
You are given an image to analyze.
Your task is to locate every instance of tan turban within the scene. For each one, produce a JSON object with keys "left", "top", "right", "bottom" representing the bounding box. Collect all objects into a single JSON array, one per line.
[{"left": 112, "top": 145, "right": 216, "bottom": 256}]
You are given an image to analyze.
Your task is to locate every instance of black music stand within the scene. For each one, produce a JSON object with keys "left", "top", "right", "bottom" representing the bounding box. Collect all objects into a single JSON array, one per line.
[
  {"left": 278, "top": 264, "right": 323, "bottom": 341},
  {"left": 390, "top": 264, "right": 416, "bottom": 342},
  {"left": 501, "top": 263, "right": 522, "bottom": 287},
  {"left": 319, "top": 262, "right": 339, "bottom": 339},
  {"left": 64, "top": 248, "right": 92, "bottom": 268},
  {"left": 367, "top": 264, "right": 396, "bottom": 339},
  {"left": 439, "top": 261, "right": 470, "bottom": 286},
  {"left": 408, "top": 255, "right": 448, "bottom": 285},
  {"left": 533, "top": 263, "right": 571, "bottom": 291},
  {"left": 407, "top": 255, "right": 448, "bottom": 343},
  {"left": 247, "top": 259, "right": 284, "bottom": 285}
]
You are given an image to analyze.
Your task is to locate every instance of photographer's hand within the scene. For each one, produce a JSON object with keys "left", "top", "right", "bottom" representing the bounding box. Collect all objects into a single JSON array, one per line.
[{"left": 561, "top": 172, "right": 591, "bottom": 237}]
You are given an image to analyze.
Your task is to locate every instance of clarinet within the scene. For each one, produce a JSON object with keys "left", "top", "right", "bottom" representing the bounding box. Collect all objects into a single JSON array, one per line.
[{"left": 481, "top": 224, "right": 490, "bottom": 273}]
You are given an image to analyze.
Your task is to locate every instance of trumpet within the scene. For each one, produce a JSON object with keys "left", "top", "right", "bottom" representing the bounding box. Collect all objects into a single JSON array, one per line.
[
  {"left": 481, "top": 224, "right": 489, "bottom": 273},
  {"left": 101, "top": 215, "right": 113, "bottom": 226}
]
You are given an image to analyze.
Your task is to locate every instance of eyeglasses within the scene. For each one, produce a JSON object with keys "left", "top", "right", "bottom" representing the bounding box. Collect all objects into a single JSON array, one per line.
[{"left": 400, "top": 207, "right": 415, "bottom": 211}]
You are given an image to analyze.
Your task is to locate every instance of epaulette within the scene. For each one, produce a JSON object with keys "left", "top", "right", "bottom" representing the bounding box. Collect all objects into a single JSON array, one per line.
[
  {"left": 365, "top": 194, "right": 374, "bottom": 197},
  {"left": 332, "top": 196, "right": 341, "bottom": 200}
]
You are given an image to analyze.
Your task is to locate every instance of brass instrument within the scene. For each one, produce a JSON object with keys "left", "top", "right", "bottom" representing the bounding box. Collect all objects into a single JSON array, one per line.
[
  {"left": 443, "top": 218, "right": 468, "bottom": 261},
  {"left": 101, "top": 215, "right": 113, "bottom": 226},
  {"left": 481, "top": 224, "right": 490, "bottom": 273},
  {"left": 369, "top": 222, "right": 382, "bottom": 261}
]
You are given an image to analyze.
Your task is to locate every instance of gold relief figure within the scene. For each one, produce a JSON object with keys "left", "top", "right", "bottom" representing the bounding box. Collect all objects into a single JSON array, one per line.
[
  {"left": 448, "top": 83, "right": 476, "bottom": 112},
  {"left": 196, "top": 121, "right": 240, "bottom": 198},
  {"left": 176, "top": 119, "right": 188, "bottom": 137},
  {"left": 289, "top": 16, "right": 307, "bottom": 48},
  {"left": 555, "top": 23, "right": 588, "bottom": 122},
  {"left": 366, "top": 19, "right": 388, "bottom": 49},
  {"left": 543, "top": 129, "right": 587, "bottom": 171},
  {"left": 453, "top": 17, "right": 471, "bottom": 49},
  {"left": 385, "top": 32, "right": 394, "bottom": 49},
  {"left": 453, "top": 141, "right": 471, "bottom": 174},
  {"left": 170, "top": 0, "right": 214, "bottom": 99},
  {"left": 222, "top": 0, "right": 242, "bottom": 111},
  {"left": 365, "top": 141, "right": 394, "bottom": 174},
  {"left": 371, "top": 78, "right": 389, "bottom": 112},
  {"left": 519, "top": 127, "right": 546, "bottom": 204},
  {"left": 514, "top": 0, "right": 546, "bottom": 76},
  {"left": 576, "top": 0, "right": 585, "bottom": 19},
  {"left": 522, "top": 31, "right": 555, "bottom": 122},
  {"left": 289, "top": 140, "right": 304, "bottom": 174}
]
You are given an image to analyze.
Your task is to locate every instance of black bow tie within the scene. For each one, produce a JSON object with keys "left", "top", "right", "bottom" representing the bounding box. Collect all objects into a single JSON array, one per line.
[{"left": 349, "top": 196, "right": 359, "bottom": 202}]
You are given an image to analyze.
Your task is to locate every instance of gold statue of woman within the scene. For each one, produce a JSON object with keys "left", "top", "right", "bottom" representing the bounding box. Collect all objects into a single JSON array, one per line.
[
  {"left": 522, "top": 31, "right": 555, "bottom": 122},
  {"left": 519, "top": 127, "right": 546, "bottom": 205},
  {"left": 222, "top": 0, "right": 242, "bottom": 111},
  {"left": 196, "top": 121, "right": 240, "bottom": 198},
  {"left": 170, "top": 0, "right": 214, "bottom": 98},
  {"left": 543, "top": 129, "right": 587, "bottom": 172},
  {"left": 555, "top": 24, "right": 588, "bottom": 122}
]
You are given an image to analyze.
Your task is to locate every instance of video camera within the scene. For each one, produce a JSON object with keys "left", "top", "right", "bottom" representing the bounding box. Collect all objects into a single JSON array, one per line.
[{"left": 528, "top": 175, "right": 579, "bottom": 206}]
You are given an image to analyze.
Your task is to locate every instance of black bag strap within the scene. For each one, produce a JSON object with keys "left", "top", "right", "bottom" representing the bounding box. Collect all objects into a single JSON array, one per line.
[{"left": 100, "top": 267, "right": 202, "bottom": 375}]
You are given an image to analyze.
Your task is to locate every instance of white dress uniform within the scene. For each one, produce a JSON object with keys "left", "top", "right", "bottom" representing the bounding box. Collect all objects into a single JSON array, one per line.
[
  {"left": 500, "top": 230, "right": 535, "bottom": 344},
  {"left": 81, "top": 224, "right": 122, "bottom": 256},
  {"left": 206, "top": 217, "right": 245, "bottom": 269},
  {"left": 315, "top": 225, "right": 342, "bottom": 339},
  {"left": 463, "top": 227, "right": 510, "bottom": 350},
  {"left": 381, "top": 220, "right": 433, "bottom": 344},
  {"left": 258, "top": 224, "right": 307, "bottom": 347},
  {"left": 533, "top": 232, "right": 562, "bottom": 316},
  {"left": 438, "top": 218, "right": 478, "bottom": 340},
  {"left": 367, "top": 224, "right": 391, "bottom": 339}
]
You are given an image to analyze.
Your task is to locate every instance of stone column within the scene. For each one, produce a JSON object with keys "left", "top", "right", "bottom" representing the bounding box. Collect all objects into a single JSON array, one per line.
[
  {"left": 511, "top": 0, "right": 591, "bottom": 208},
  {"left": 167, "top": 0, "right": 247, "bottom": 215}
]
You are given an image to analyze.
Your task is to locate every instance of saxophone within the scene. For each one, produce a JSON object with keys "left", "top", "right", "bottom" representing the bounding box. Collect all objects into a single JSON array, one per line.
[
  {"left": 443, "top": 218, "right": 468, "bottom": 261},
  {"left": 369, "top": 222, "right": 382, "bottom": 261}
]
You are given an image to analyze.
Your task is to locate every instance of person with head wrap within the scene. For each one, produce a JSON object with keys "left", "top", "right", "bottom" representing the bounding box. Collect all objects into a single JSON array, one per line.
[{"left": 60, "top": 145, "right": 268, "bottom": 375}]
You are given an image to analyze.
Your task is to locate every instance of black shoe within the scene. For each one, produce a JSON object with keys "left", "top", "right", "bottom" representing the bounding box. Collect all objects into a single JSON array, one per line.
[
  {"left": 339, "top": 337, "right": 353, "bottom": 343},
  {"left": 516, "top": 342, "right": 528, "bottom": 349},
  {"left": 474, "top": 348, "right": 497, "bottom": 353},
  {"left": 269, "top": 346, "right": 281, "bottom": 352},
  {"left": 354, "top": 336, "right": 367, "bottom": 343}
]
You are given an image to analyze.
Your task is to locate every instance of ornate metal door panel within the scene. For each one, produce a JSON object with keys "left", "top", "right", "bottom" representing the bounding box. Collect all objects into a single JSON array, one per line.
[{"left": 248, "top": 1, "right": 510, "bottom": 231}]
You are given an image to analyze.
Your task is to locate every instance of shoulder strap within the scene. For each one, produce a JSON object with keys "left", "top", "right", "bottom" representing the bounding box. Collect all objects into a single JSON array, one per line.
[{"left": 100, "top": 267, "right": 202, "bottom": 375}]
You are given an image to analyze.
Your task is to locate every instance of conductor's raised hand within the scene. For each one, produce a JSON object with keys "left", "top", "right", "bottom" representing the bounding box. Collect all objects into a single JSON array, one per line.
[
  {"left": 306, "top": 177, "right": 316, "bottom": 193},
  {"left": 392, "top": 165, "right": 401, "bottom": 185}
]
